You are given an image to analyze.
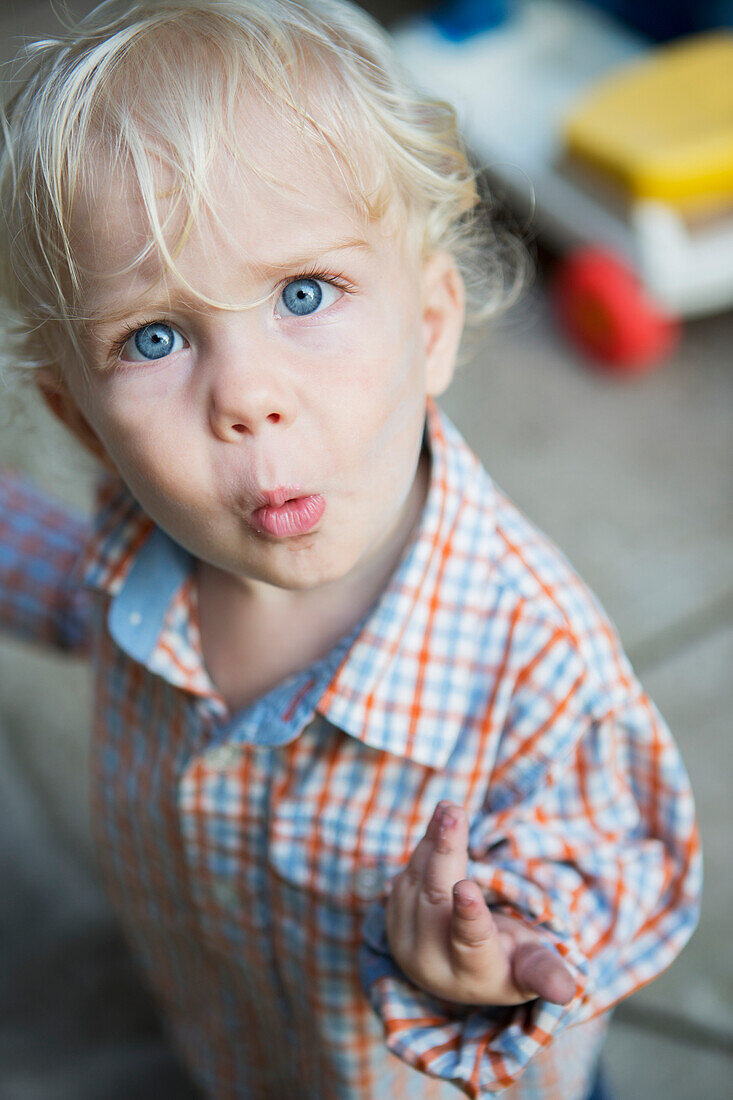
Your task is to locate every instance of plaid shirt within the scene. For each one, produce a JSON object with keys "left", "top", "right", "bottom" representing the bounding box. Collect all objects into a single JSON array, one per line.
[{"left": 0, "top": 399, "right": 701, "bottom": 1099}]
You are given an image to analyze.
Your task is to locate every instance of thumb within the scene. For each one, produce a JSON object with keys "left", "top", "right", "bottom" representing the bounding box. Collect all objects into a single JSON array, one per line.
[{"left": 511, "top": 942, "right": 576, "bottom": 1005}]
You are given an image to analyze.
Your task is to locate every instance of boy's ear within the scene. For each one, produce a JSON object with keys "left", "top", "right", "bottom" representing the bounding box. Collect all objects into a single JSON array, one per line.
[
  {"left": 421, "top": 251, "right": 465, "bottom": 397},
  {"left": 36, "top": 372, "right": 114, "bottom": 469}
]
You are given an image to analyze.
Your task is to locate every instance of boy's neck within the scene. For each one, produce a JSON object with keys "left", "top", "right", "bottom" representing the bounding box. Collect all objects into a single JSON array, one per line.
[{"left": 196, "top": 449, "right": 430, "bottom": 713}]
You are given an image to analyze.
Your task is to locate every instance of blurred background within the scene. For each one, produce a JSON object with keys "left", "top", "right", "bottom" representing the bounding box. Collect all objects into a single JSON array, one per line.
[{"left": 0, "top": 1, "right": 731, "bottom": 1096}]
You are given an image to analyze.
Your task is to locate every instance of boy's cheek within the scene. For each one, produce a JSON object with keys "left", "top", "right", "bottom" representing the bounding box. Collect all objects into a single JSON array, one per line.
[
  {"left": 72, "top": 370, "right": 180, "bottom": 446},
  {"left": 37, "top": 378, "right": 117, "bottom": 470}
]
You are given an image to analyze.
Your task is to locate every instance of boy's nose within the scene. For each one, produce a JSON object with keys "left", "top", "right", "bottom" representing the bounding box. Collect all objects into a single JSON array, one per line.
[{"left": 208, "top": 370, "right": 296, "bottom": 442}]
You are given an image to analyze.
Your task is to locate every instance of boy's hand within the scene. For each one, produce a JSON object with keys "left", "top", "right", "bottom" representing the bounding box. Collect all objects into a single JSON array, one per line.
[{"left": 385, "top": 802, "right": 576, "bottom": 1007}]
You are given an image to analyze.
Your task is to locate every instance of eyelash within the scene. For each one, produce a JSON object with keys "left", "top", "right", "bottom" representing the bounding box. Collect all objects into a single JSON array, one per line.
[
  {"left": 108, "top": 269, "right": 356, "bottom": 364},
  {"left": 279, "top": 267, "right": 355, "bottom": 296}
]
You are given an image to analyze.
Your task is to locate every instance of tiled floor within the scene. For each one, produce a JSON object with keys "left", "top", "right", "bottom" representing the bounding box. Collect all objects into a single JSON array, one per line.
[{"left": 1, "top": 2, "right": 732, "bottom": 1098}]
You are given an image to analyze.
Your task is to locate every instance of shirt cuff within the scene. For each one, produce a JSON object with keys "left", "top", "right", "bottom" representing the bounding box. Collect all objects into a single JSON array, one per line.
[{"left": 359, "top": 899, "right": 588, "bottom": 1096}]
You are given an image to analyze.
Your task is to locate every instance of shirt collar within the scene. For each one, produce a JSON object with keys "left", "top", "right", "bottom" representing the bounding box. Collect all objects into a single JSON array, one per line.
[
  {"left": 79, "top": 475, "right": 213, "bottom": 697},
  {"left": 316, "top": 398, "right": 499, "bottom": 768},
  {"left": 80, "top": 399, "right": 499, "bottom": 766}
]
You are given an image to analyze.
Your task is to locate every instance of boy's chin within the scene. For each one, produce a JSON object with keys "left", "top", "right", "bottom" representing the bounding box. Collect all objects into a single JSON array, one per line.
[
  {"left": 258, "top": 559, "right": 362, "bottom": 594},
  {"left": 225, "top": 547, "right": 364, "bottom": 596}
]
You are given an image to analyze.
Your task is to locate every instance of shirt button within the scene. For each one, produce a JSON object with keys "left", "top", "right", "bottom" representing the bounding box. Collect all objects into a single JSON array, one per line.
[
  {"left": 212, "top": 878, "right": 239, "bottom": 909},
  {"left": 129, "top": 611, "right": 142, "bottom": 627},
  {"left": 353, "top": 864, "right": 388, "bottom": 901},
  {"left": 206, "top": 744, "right": 241, "bottom": 770}
]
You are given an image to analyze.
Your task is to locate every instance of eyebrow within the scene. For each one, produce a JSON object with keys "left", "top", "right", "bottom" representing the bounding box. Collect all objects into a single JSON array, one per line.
[
  {"left": 83, "top": 235, "right": 372, "bottom": 326},
  {"left": 251, "top": 235, "right": 372, "bottom": 277}
]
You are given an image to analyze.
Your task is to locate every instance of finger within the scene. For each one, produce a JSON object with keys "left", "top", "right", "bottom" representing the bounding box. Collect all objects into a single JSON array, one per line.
[
  {"left": 511, "top": 942, "right": 576, "bottom": 1005},
  {"left": 417, "top": 802, "right": 469, "bottom": 912},
  {"left": 400, "top": 801, "right": 455, "bottom": 891},
  {"left": 448, "top": 880, "right": 514, "bottom": 998},
  {"left": 387, "top": 802, "right": 459, "bottom": 963},
  {"left": 451, "top": 892, "right": 576, "bottom": 1006},
  {"left": 450, "top": 880, "right": 500, "bottom": 946},
  {"left": 388, "top": 800, "right": 457, "bottom": 950},
  {"left": 414, "top": 804, "right": 470, "bottom": 959}
]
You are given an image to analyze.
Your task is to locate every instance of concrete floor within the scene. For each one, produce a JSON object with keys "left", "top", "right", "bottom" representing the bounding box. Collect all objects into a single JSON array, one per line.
[{"left": 1, "top": 1, "right": 731, "bottom": 1097}]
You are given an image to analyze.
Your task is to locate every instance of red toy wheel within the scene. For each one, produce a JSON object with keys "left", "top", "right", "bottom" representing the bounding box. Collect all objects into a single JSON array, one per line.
[{"left": 552, "top": 249, "right": 679, "bottom": 373}]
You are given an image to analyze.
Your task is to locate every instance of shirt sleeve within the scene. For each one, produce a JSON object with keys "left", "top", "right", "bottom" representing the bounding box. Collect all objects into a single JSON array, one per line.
[
  {"left": 0, "top": 471, "right": 93, "bottom": 654},
  {"left": 359, "top": 628, "right": 702, "bottom": 1096}
]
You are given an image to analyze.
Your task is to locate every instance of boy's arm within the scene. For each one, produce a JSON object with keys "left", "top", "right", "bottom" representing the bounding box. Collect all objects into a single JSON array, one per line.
[
  {"left": 0, "top": 471, "right": 93, "bottom": 654},
  {"left": 359, "top": 632, "right": 702, "bottom": 1097}
]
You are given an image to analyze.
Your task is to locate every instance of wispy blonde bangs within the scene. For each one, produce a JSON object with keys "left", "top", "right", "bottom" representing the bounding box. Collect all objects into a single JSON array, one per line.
[{"left": 0, "top": 0, "right": 527, "bottom": 382}]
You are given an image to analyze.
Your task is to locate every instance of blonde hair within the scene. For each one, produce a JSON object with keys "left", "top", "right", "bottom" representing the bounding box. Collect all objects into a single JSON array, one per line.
[{"left": 0, "top": 0, "right": 527, "bottom": 382}]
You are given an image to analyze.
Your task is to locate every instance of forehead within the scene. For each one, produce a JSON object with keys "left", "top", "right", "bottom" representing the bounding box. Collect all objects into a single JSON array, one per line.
[{"left": 72, "top": 101, "right": 394, "bottom": 314}]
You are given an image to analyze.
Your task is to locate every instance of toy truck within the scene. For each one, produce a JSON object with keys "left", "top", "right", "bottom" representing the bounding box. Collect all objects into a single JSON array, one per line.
[{"left": 395, "top": 0, "right": 733, "bottom": 371}]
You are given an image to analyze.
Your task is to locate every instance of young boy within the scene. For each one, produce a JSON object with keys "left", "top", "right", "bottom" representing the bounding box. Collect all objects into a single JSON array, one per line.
[{"left": 0, "top": 1, "right": 700, "bottom": 1097}]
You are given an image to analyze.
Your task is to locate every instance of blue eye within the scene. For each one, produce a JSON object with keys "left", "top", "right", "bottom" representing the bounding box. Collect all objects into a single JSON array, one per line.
[
  {"left": 277, "top": 278, "right": 340, "bottom": 317},
  {"left": 122, "top": 322, "right": 186, "bottom": 362}
]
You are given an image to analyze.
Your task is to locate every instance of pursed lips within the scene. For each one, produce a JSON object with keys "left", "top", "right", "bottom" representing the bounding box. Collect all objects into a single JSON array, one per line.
[
  {"left": 256, "top": 485, "right": 305, "bottom": 509},
  {"left": 249, "top": 486, "right": 326, "bottom": 537}
]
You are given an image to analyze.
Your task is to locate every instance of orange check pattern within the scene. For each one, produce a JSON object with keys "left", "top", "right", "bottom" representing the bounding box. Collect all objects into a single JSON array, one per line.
[{"left": 0, "top": 399, "right": 701, "bottom": 1098}]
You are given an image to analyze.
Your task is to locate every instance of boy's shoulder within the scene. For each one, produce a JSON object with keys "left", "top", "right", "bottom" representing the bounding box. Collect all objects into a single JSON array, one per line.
[
  {"left": 438, "top": 404, "right": 603, "bottom": 629},
  {"left": 494, "top": 485, "right": 634, "bottom": 704},
  {"left": 491, "top": 481, "right": 604, "bottom": 639}
]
